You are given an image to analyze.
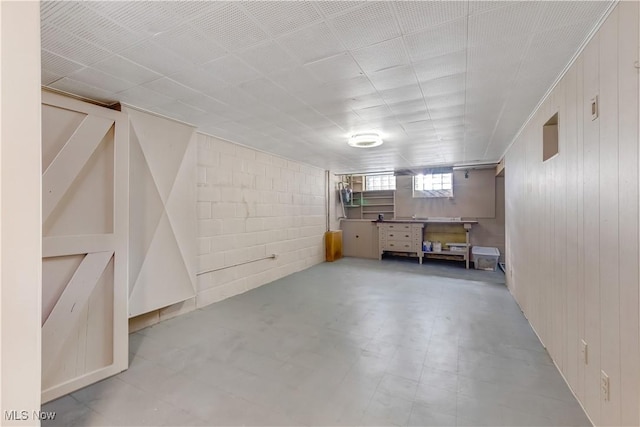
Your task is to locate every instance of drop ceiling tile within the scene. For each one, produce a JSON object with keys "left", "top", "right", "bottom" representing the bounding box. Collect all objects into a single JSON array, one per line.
[
  {"left": 168, "top": 67, "right": 228, "bottom": 96},
  {"left": 42, "top": 70, "right": 61, "bottom": 86},
  {"left": 43, "top": 1, "right": 143, "bottom": 53},
  {"left": 325, "top": 111, "right": 363, "bottom": 129},
  {"left": 388, "top": 99, "right": 428, "bottom": 115},
  {"left": 288, "top": 106, "right": 333, "bottom": 125},
  {"left": 353, "top": 105, "right": 395, "bottom": 122},
  {"left": 49, "top": 78, "right": 117, "bottom": 105},
  {"left": 468, "top": 1, "right": 518, "bottom": 16},
  {"left": 420, "top": 73, "right": 466, "bottom": 98},
  {"left": 41, "top": 24, "right": 112, "bottom": 66},
  {"left": 379, "top": 84, "right": 423, "bottom": 105},
  {"left": 526, "top": 21, "right": 597, "bottom": 64},
  {"left": 92, "top": 55, "right": 163, "bottom": 85},
  {"left": 207, "top": 86, "right": 264, "bottom": 111},
  {"left": 395, "top": 1, "right": 468, "bottom": 34},
  {"left": 413, "top": 50, "right": 467, "bottom": 83},
  {"left": 41, "top": 50, "right": 85, "bottom": 76},
  {"left": 238, "top": 41, "right": 301, "bottom": 75},
  {"left": 116, "top": 86, "right": 174, "bottom": 109},
  {"left": 428, "top": 105, "right": 466, "bottom": 120},
  {"left": 202, "top": 55, "right": 262, "bottom": 86},
  {"left": 315, "top": 1, "right": 367, "bottom": 17},
  {"left": 160, "top": 1, "right": 225, "bottom": 24},
  {"left": 277, "top": 22, "right": 346, "bottom": 64},
  {"left": 325, "top": 75, "right": 377, "bottom": 99},
  {"left": 240, "top": 78, "right": 306, "bottom": 111},
  {"left": 271, "top": 119, "right": 313, "bottom": 134},
  {"left": 120, "top": 40, "right": 195, "bottom": 76},
  {"left": 405, "top": 18, "right": 467, "bottom": 63},
  {"left": 351, "top": 37, "right": 409, "bottom": 74},
  {"left": 151, "top": 25, "right": 227, "bottom": 65},
  {"left": 269, "top": 67, "right": 323, "bottom": 95},
  {"left": 180, "top": 94, "right": 235, "bottom": 117},
  {"left": 369, "top": 65, "right": 418, "bottom": 92},
  {"left": 41, "top": 1, "right": 67, "bottom": 21},
  {"left": 537, "top": 1, "right": 611, "bottom": 31},
  {"left": 69, "top": 68, "right": 136, "bottom": 94},
  {"left": 142, "top": 78, "right": 202, "bottom": 101},
  {"left": 304, "top": 53, "right": 364, "bottom": 82},
  {"left": 330, "top": 2, "right": 401, "bottom": 49},
  {"left": 86, "top": 1, "right": 179, "bottom": 36},
  {"left": 426, "top": 91, "right": 466, "bottom": 109},
  {"left": 191, "top": 3, "right": 268, "bottom": 52},
  {"left": 432, "top": 116, "right": 465, "bottom": 130},
  {"left": 468, "top": 2, "right": 540, "bottom": 46},
  {"left": 396, "top": 112, "right": 431, "bottom": 125},
  {"left": 242, "top": 1, "right": 322, "bottom": 37},
  {"left": 314, "top": 101, "right": 355, "bottom": 116},
  {"left": 345, "top": 93, "right": 387, "bottom": 111},
  {"left": 155, "top": 101, "right": 207, "bottom": 123}
]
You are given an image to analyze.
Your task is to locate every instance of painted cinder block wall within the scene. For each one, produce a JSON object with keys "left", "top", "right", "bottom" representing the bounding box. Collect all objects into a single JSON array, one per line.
[
  {"left": 505, "top": 3, "right": 639, "bottom": 426},
  {"left": 195, "top": 133, "right": 327, "bottom": 308}
]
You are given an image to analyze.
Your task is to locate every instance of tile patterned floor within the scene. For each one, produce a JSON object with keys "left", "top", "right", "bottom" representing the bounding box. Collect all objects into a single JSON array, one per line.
[{"left": 43, "top": 257, "right": 591, "bottom": 426}]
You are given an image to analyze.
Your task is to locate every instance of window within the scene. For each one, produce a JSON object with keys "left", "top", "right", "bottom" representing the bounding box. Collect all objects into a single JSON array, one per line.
[
  {"left": 365, "top": 174, "right": 396, "bottom": 191},
  {"left": 414, "top": 172, "right": 453, "bottom": 198}
]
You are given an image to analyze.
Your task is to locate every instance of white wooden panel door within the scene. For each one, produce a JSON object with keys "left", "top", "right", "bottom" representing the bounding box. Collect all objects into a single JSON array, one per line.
[{"left": 41, "top": 91, "right": 129, "bottom": 403}]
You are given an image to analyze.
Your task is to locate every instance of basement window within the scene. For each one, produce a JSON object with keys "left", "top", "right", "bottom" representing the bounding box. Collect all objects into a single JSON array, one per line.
[
  {"left": 543, "top": 113, "right": 559, "bottom": 161},
  {"left": 365, "top": 173, "right": 396, "bottom": 191},
  {"left": 413, "top": 171, "right": 453, "bottom": 198}
]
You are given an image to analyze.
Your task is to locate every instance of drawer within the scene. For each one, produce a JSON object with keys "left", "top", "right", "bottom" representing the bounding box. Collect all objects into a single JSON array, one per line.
[
  {"left": 383, "top": 240, "right": 417, "bottom": 251},
  {"left": 384, "top": 230, "right": 413, "bottom": 242},
  {"left": 381, "top": 224, "right": 412, "bottom": 231}
]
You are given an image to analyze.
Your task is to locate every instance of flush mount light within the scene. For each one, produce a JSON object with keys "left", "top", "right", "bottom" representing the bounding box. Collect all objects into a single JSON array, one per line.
[{"left": 348, "top": 133, "right": 383, "bottom": 148}]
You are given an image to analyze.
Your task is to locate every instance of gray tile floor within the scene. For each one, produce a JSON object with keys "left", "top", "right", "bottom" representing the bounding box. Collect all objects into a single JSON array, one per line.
[{"left": 43, "top": 257, "right": 591, "bottom": 426}]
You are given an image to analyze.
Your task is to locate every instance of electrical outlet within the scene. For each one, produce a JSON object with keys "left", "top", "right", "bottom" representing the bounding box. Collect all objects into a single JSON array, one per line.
[
  {"left": 580, "top": 339, "right": 588, "bottom": 365},
  {"left": 601, "top": 370, "right": 610, "bottom": 402}
]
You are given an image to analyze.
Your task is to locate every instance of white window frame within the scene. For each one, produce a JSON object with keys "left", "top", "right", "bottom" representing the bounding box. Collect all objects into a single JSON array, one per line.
[
  {"left": 413, "top": 172, "right": 453, "bottom": 198},
  {"left": 365, "top": 173, "right": 396, "bottom": 191}
]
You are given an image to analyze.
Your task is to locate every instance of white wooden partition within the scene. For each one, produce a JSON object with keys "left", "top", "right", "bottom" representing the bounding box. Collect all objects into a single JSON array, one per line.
[
  {"left": 41, "top": 91, "right": 129, "bottom": 403},
  {"left": 124, "top": 107, "right": 196, "bottom": 317}
]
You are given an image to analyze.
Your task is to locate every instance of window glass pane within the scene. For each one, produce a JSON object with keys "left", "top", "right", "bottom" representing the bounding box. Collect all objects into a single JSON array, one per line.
[
  {"left": 413, "top": 172, "right": 453, "bottom": 197},
  {"left": 366, "top": 173, "right": 395, "bottom": 190}
]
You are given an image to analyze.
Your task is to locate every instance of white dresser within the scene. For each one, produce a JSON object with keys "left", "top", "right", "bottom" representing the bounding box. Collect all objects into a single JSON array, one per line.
[{"left": 376, "top": 222, "right": 424, "bottom": 264}]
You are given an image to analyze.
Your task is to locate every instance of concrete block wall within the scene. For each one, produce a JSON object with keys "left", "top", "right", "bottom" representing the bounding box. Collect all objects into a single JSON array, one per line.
[{"left": 195, "top": 133, "right": 326, "bottom": 308}]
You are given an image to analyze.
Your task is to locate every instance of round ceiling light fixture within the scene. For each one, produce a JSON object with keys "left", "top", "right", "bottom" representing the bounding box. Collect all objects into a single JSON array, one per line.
[{"left": 348, "top": 133, "right": 383, "bottom": 148}]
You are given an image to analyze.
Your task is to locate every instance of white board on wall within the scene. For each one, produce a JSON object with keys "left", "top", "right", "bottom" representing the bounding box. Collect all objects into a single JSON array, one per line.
[{"left": 124, "top": 107, "right": 197, "bottom": 317}]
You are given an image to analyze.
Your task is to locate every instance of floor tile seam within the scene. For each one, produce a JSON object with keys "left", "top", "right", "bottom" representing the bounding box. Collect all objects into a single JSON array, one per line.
[
  {"left": 455, "top": 371, "right": 578, "bottom": 406},
  {"left": 455, "top": 347, "right": 549, "bottom": 369}
]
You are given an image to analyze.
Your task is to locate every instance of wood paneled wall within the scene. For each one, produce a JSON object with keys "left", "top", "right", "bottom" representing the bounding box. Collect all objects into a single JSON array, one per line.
[{"left": 505, "top": 3, "right": 639, "bottom": 425}]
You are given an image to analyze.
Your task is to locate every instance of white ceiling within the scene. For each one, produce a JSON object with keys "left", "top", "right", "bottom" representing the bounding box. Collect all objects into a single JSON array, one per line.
[{"left": 41, "top": 1, "right": 613, "bottom": 173}]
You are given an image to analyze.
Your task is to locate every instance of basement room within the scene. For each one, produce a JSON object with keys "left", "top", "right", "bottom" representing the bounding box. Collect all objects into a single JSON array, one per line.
[{"left": 1, "top": 1, "right": 638, "bottom": 426}]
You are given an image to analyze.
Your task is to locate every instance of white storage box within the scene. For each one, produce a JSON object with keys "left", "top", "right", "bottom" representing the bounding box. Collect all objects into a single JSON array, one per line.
[{"left": 472, "top": 246, "right": 500, "bottom": 271}]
